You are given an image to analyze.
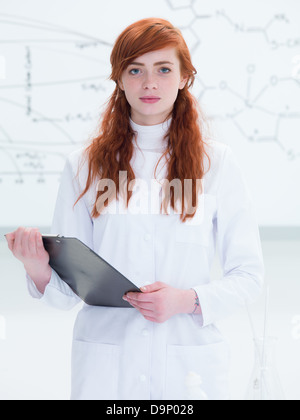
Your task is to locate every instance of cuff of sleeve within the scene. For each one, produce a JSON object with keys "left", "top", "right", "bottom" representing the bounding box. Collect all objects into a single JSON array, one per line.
[
  {"left": 26, "top": 273, "right": 44, "bottom": 299},
  {"left": 189, "top": 287, "right": 204, "bottom": 328},
  {"left": 192, "top": 284, "right": 213, "bottom": 328},
  {"left": 26, "top": 269, "right": 81, "bottom": 310}
]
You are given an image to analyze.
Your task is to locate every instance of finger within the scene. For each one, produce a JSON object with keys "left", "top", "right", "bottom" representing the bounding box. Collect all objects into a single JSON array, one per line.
[
  {"left": 5, "top": 232, "right": 16, "bottom": 251},
  {"left": 21, "top": 228, "right": 31, "bottom": 256},
  {"left": 36, "top": 232, "right": 45, "bottom": 254},
  {"left": 125, "top": 292, "right": 153, "bottom": 303},
  {"left": 140, "top": 281, "right": 166, "bottom": 293},
  {"left": 143, "top": 315, "right": 157, "bottom": 323},
  {"left": 128, "top": 302, "right": 155, "bottom": 319},
  {"left": 28, "top": 229, "right": 38, "bottom": 255},
  {"left": 14, "top": 227, "right": 25, "bottom": 254},
  {"left": 125, "top": 300, "right": 139, "bottom": 310},
  {"left": 139, "top": 308, "right": 156, "bottom": 319},
  {"left": 127, "top": 300, "right": 154, "bottom": 311}
]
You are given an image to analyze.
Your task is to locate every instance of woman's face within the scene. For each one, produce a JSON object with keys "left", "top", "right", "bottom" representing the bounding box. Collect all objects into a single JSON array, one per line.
[{"left": 119, "top": 47, "right": 187, "bottom": 126}]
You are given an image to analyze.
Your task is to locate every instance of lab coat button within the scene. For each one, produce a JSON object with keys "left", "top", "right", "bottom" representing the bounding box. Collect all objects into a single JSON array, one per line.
[
  {"left": 144, "top": 234, "right": 151, "bottom": 242},
  {"left": 139, "top": 374, "right": 147, "bottom": 383},
  {"left": 142, "top": 328, "right": 149, "bottom": 337}
]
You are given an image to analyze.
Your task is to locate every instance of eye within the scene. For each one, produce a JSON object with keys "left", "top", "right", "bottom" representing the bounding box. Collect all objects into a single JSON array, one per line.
[
  {"left": 129, "top": 68, "right": 141, "bottom": 75},
  {"left": 160, "top": 67, "right": 171, "bottom": 74}
]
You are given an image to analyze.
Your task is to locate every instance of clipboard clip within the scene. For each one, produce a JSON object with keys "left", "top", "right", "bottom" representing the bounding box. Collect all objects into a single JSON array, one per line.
[{"left": 42, "top": 234, "right": 64, "bottom": 244}]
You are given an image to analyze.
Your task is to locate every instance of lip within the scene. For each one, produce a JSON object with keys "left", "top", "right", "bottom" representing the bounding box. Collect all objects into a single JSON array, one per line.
[{"left": 140, "top": 97, "right": 161, "bottom": 104}]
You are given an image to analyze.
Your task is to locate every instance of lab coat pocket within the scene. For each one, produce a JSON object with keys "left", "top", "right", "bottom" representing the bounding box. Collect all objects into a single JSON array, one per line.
[
  {"left": 71, "top": 340, "right": 120, "bottom": 400},
  {"left": 164, "top": 341, "right": 230, "bottom": 400}
]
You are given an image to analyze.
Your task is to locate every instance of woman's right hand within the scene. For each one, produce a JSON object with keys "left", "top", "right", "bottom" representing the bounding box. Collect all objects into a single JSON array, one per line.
[{"left": 5, "top": 227, "right": 52, "bottom": 293}]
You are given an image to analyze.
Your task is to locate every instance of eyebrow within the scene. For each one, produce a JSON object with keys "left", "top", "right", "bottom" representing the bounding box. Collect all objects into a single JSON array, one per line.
[{"left": 128, "top": 61, "right": 175, "bottom": 66}]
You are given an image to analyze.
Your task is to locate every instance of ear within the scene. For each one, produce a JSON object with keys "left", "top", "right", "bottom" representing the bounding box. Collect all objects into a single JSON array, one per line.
[
  {"left": 118, "top": 79, "right": 124, "bottom": 91},
  {"left": 179, "top": 75, "right": 188, "bottom": 90}
]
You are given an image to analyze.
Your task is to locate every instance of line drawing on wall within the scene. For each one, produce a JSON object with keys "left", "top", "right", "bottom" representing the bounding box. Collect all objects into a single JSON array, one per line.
[{"left": 0, "top": 0, "right": 299, "bottom": 226}]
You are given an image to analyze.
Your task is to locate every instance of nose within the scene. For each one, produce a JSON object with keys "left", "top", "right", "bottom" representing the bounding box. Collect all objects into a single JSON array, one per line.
[{"left": 143, "top": 74, "right": 158, "bottom": 90}]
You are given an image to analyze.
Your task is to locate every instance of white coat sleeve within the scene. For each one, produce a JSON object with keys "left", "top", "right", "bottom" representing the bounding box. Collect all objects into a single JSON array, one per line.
[
  {"left": 26, "top": 153, "right": 94, "bottom": 310},
  {"left": 193, "top": 146, "right": 264, "bottom": 327}
]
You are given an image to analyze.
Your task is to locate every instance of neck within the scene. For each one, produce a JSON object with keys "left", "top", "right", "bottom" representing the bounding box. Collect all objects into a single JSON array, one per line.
[{"left": 130, "top": 111, "right": 172, "bottom": 127}]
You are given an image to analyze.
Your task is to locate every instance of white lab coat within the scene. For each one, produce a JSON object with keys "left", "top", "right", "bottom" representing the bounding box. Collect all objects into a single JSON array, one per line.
[{"left": 27, "top": 121, "right": 264, "bottom": 400}]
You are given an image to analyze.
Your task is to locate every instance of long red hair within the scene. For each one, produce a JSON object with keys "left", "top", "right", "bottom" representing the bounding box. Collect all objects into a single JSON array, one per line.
[{"left": 75, "top": 18, "right": 211, "bottom": 222}]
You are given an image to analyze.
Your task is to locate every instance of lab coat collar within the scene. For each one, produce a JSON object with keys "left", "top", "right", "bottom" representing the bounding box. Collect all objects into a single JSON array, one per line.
[{"left": 130, "top": 118, "right": 171, "bottom": 151}]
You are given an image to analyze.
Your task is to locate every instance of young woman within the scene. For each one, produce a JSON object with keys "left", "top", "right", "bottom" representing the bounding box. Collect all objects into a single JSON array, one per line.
[{"left": 6, "top": 18, "right": 264, "bottom": 400}]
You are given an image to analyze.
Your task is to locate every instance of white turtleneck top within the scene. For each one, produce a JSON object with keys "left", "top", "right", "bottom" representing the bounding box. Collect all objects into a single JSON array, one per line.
[
  {"left": 26, "top": 120, "right": 264, "bottom": 401},
  {"left": 130, "top": 118, "right": 171, "bottom": 153},
  {"left": 130, "top": 118, "right": 170, "bottom": 180}
]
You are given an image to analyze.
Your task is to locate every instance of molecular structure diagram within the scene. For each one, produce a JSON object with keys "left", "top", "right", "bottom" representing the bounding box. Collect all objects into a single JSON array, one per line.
[{"left": 166, "top": 0, "right": 300, "bottom": 161}]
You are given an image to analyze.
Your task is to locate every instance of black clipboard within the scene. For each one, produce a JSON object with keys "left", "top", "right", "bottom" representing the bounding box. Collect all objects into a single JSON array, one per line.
[{"left": 42, "top": 235, "right": 141, "bottom": 308}]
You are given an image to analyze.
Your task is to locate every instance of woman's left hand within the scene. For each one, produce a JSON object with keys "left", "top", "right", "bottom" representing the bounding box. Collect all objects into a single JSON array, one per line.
[{"left": 123, "top": 282, "right": 196, "bottom": 323}]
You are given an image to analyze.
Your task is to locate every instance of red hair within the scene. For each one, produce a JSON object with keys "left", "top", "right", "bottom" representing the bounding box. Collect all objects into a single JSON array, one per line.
[{"left": 75, "top": 18, "right": 211, "bottom": 222}]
